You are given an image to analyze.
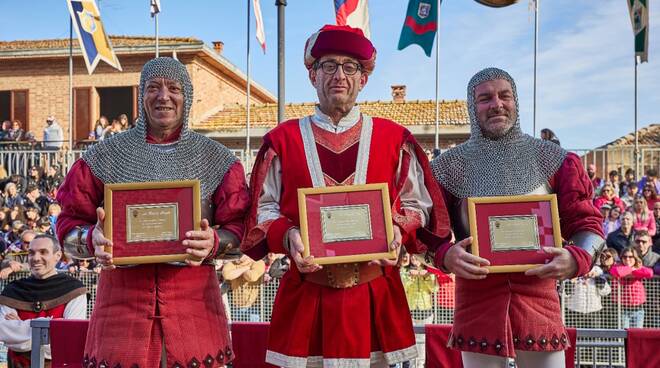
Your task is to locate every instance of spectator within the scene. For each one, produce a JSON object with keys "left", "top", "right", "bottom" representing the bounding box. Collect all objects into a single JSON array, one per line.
[
  {"left": 0, "top": 234, "right": 87, "bottom": 368},
  {"left": 641, "top": 183, "right": 659, "bottom": 211},
  {"left": 608, "top": 171, "right": 621, "bottom": 197},
  {"left": 630, "top": 197, "right": 656, "bottom": 236},
  {"left": 401, "top": 255, "right": 437, "bottom": 325},
  {"left": 540, "top": 128, "right": 561, "bottom": 146},
  {"left": 598, "top": 248, "right": 619, "bottom": 274},
  {"left": 633, "top": 229, "right": 659, "bottom": 268},
  {"left": 118, "top": 113, "right": 131, "bottom": 130},
  {"left": 621, "top": 180, "right": 639, "bottom": 209},
  {"left": 222, "top": 255, "right": 266, "bottom": 322},
  {"left": 26, "top": 166, "right": 47, "bottom": 193},
  {"left": 620, "top": 168, "right": 636, "bottom": 196},
  {"left": 44, "top": 165, "right": 63, "bottom": 192},
  {"left": 22, "top": 184, "right": 50, "bottom": 217},
  {"left": 565, "top": 266, "right": 611, "bottom": 329},
  {"left": 103, "top": 119, "right": 123, "bottom": 139},
  {"left": 638, "top": 168, "right": 660, "bottom": 194},
  {"left": 2, "top": 183, "right": 24, "bottom": 209},
  {"left": 47, "top": 203, "right": 61, "bottom": 233},
  {"left": 610, "top": 247, "right": 653, "bottom": 328},
  {"left": 43, "top": 115, "right": 64, "bottom": 150},
  {"left": 594, "top": 182, "right": 625, "bottom": 213},
  {"left": 653, "top": 202, "right": 660, "bottom": 254},
  {"left": 606, "top": 211, "right": 635, "bottom": 254},
  {"left": 603, "top": 205, "right": 622, "bottom": 236},
  {"left": 587, "top": 164, "right": 603, "bottom": 193},
  {"left": 597, "top": 248, "right": 619, "bottom": 329},
  {"left": 94, "top": 116, "right": 108, "bottom": 140},
  {"left": 0, "top": 230, "right": 36, "bottom": 279},
  {"left": 37, "top": 216, "right": 54, "bottom": 236},
  {"left": 7, "top": 120, "right": 25, "bottom": 141},
  {"left": 0, "top": 120, "right": 12, "bottom": 141}
]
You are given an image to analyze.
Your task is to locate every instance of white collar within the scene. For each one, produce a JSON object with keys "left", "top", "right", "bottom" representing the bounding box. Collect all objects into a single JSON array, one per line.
[{"left": 311, "top": 105, "right": 361, "bottom": 133}]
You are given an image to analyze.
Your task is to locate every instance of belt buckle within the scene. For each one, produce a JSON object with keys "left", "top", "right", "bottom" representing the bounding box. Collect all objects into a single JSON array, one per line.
[{"left": 326, "top": 263, "right": 360, "bottom": 288}]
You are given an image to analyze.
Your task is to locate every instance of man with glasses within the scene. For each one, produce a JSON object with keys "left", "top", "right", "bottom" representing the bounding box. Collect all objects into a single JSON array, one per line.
[
  {"left": 633, "top": 230, "right": 659, "bottom": 268},
  {"left": 242, "top": 24, "right": 451, "bottom": 367},
  {"left": 607, "top": 212, "right": 636, "bottom": 255}
]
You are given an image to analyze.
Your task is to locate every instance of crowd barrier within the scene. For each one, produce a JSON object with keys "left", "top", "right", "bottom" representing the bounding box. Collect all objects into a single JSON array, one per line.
[
  {"left": 1, "top": 272, "right": 659, "bottom": 367},
  {"left": 3, "top": 146, "right": 660, "bottom": 177}
]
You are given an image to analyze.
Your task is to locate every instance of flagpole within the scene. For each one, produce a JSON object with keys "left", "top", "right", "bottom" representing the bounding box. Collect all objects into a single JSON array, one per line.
[
  {"left": 533, "top": 0, "right": 539, "bottom": 138},
  {"left": 634, "top": 56, "right": 639, "bottom": 180},
  {"left": 276, "top": 0, "right": 287, "bottom": 124},
  {"left": 155, "top": 12, "right": 159, "bottom": 57},
  {"left": 246, "top": 0, "right": 252, "bottom": 166},
  {"left": 434, "top": 2, "right": 440, "bottom": 151},
  {"left": 68, "top": 18, "right": 74, "bottom": 150}
]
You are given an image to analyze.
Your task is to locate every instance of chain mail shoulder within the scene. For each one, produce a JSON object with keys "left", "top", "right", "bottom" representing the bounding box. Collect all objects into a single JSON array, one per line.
[
  {"left": 431, "top": 135, "right": 567, "bottom": 198},
  {"left": 82, "top": 128, "right": 237, "bottom": 200}
]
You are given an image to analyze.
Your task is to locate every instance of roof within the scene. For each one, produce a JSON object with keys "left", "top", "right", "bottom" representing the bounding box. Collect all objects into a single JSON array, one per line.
[
  {"left": 599, "top": 124, "right": 660, "bottom": 148},
  {"left": 0, "top": 35, "right": 203, "bottom": 52},
  {"left": 193, "top": 99, "right": 469, "bottom": 131}
]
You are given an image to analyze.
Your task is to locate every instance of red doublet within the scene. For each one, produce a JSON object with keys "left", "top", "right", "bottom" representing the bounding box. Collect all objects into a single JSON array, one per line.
[
  {"left": 56, "top": 131, "right": 249, "bottom": 368},
  {"left": 436, "top": 153, "right": 602, "bottom": 358},
  {"left": 243, "top": 117, "right": 451, "bottom": 366}
]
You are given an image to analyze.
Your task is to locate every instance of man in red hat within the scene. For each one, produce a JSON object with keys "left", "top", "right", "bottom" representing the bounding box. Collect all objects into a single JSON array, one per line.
[{"left": 242, "top": 25, "right": 452, "bottom": 367}]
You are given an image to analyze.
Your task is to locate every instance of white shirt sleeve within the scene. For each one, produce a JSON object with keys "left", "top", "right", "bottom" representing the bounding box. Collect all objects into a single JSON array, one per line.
[
  {"left": 397, "top": 142, "right": 433, "bottom": 227},
  {"left": 257, "top": 153, "right": 283, "bottom": 224},
  {"left": 63, "top": 294, "right": 88, "bottom": 319},
  {"left": 0, "top": 305, "right": 32, "bottom": 352}
]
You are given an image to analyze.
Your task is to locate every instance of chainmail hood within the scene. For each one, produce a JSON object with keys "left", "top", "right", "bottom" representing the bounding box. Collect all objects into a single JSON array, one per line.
[
  {"left": 432, "top": 67, "right": 567, "bottom": 198},
  {"left": 82, "top": 57, "right": 237, "bottom": 199}
]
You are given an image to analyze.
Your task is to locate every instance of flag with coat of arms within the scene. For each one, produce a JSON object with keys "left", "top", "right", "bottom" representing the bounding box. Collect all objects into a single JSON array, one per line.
[
  {"left": 66, "top": 0, "right": 122, "bottom": 74},
  {"left": 398, "top": 0, "right": 440, "bottom": 57},
  {"left": 628, "top": 0, "right": 649, "bottom": 63}
]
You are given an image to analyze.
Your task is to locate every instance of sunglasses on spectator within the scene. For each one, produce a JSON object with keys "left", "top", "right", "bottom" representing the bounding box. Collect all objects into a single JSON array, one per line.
[
  {"left": 621, "top": 255, "right": 634, "bottom": 259},
  {"left": 600, "top": 254, "right": 612, "bottom": 259}
]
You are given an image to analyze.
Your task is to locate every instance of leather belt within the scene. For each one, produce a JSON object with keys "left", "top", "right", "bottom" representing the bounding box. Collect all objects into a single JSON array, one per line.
[{"left": 303, "top": 263, "right": 383, "bottom": 288}]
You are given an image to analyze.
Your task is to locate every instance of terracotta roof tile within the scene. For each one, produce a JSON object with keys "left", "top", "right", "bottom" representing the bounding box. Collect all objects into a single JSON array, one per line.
[
  {"left": 600, "top": 124, "right": 660, "bottom": 148},
  {"left": 0, "top": 35, "right": 202, "bottom": 51},
  {"left": 193, "top": 100, "right": 468, "bottom": 131}
]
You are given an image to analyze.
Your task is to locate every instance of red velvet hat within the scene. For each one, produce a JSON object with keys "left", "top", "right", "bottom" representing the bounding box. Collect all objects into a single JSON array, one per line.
[{"left": 304, "top": 25, "right": 376, "bottom": 75}]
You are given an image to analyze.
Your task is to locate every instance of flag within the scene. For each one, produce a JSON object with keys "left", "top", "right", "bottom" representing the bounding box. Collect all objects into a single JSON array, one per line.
[
  {"left": 253, "top": 0, "right": 266, "bottom": 53},
  {"left": 398, "top": 0, "right": 440, "bottom": 57},
  {"left": 628, "top": 0, "right": 649, "bottom": 63},
  {"left": 150, "top": 0, "right": 161, "bottom": 18},
  {"left": 334, "top": 0, "right": 371, "bottom": 39},
  {"left": 66, "top": 0, "right": 122, "bottom": 74}
]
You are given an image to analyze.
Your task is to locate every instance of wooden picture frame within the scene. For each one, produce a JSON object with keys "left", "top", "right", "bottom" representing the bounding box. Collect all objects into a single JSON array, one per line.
[
  {"left": 298, "top": 183, "right": 395, "bottom": 265},
  {"left": 104, "top": 180, "right": 201, "bottom": 265},
  {"left": 467, "top": 194, "right": 562, "bottom": 273}
]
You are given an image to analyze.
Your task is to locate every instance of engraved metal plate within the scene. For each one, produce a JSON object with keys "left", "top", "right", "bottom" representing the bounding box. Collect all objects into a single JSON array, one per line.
[
  {"left": 488, "top": 215, "right": 540, "bottom": 252},
  {"left": 126, "top": 203, "right": 179, "bottom": 243},
  {"left": 320, "top": 204, "right": 373, "bottom": 243}
]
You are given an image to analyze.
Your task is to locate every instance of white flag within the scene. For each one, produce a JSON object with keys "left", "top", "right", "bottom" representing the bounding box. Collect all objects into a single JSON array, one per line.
[
  {"left": 150, "top": 0, "right": 161, "bottom": 17},
  {"left": 253, "top": 0, "right": 266, "bottom": 53}
]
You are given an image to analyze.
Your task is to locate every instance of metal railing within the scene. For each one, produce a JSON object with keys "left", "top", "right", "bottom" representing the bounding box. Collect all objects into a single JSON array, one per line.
[{"left": 1, "top": 272, "right": 659, "bottom": 367}]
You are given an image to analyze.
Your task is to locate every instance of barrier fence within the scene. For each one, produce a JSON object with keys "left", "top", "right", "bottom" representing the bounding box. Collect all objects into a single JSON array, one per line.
[
  {"left": 3, "top": 146, "right": 660, "bottom": 178},
  {"left": 0, "top": 271, "right": 658, "bottom": 366}
]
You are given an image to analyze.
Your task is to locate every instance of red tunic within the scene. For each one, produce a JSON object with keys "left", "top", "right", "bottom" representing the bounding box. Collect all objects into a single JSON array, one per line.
[
  {"left": 242, "top": 117, "right": 451, "bottom": 366},
  {"left": 56, "top": 132, "right": 250, "bottom": 368},
  {"left": 433, "top": 153, "right": 602, "bottom": 357}
]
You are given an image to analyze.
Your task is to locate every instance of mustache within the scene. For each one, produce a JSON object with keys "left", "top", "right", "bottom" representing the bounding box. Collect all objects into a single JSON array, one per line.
[{"left": 487, "top": 108, "right": 510, "bottom": 118}]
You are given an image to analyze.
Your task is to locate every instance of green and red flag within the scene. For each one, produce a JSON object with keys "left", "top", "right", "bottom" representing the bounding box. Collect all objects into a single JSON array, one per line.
[
  {"left": 627, "top": 0, "right": 649, "bottom": 63},
  {"left": 397, "top": 0, "right": 440, "bottom": 57}
]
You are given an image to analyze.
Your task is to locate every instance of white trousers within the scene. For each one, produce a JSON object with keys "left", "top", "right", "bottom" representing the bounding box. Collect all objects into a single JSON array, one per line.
[{"left": 462, "top": 350, "right": 565, "bottom": 368}]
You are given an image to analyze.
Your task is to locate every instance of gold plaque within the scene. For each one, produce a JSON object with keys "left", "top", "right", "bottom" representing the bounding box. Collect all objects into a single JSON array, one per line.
[
  {"left": 320, "top": 204, "right": 373, "bottom": 243},
  {"left": 488, "top": 215, "right": 540, "bottom": 252},
  {"left": 126, "top": 203, "right": 179, "bottom": 243}
]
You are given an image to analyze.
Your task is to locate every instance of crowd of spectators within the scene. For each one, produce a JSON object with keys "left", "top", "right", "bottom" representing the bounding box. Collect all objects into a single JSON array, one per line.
[
  {"left": 92, "top": 114, "right": 135, "bottom": 142},
  {"left": 0, "top": 116, "right": 64, "bottom": 150}
]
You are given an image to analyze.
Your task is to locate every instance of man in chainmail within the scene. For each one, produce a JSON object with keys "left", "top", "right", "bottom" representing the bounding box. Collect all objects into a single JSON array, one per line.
[
  {"left": 56, "top": 57, "right": 249, "bottom": 368},
  {"left": 429, "top": 67, "right": 604, "bottom": 368}
]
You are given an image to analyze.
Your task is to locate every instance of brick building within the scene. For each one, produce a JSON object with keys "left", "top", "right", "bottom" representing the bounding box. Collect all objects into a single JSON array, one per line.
[{"left": 0, "top": 35, "right": 275, "bottom": 145}]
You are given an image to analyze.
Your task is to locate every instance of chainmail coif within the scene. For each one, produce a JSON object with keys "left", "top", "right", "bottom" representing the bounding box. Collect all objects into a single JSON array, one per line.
[
  {"left": 82, "top": 57, "right": 237, "bottom": 200},
  {"left": 431, "top": 67, "right": 567, "bottom": 198}
]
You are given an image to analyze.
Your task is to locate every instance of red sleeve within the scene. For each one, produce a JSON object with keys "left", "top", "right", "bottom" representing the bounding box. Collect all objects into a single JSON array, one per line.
[
  {"left": 632, "top": 266, "right": 654, "bottom": 279},
  {"left": 430, "top": 185, "right": 457, "bottom": 271},
  {"left": 55, "top": 159, "right": 104, "bottom": 254},
  {"left": 549, "top": 153, "right": 605, "bottom": 239},
  {"left": 212, "top": 162, "right": 250, "bottom": 241},
  {"left": 610, "top": 264, "right": 631, "bottom": 278},
  {"left": 564, "top": 245, "right": 593, "bottom": 277}
]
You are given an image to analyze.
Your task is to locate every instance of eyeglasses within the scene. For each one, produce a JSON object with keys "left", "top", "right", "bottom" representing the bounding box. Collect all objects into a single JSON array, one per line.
[
  {"left": 316, "top": 60, "right": 361, "bottom": 76},
  {"left": 600, "top": 254, "right": 612, "bottom": 259},
  {"left": 621, "top": 255, "right": 634, "bottom": 259}
]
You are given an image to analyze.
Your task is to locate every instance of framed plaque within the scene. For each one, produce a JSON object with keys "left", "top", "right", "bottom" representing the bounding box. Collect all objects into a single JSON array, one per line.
[
  {"left": 467, "top": 194, "right": 562, "bottom": 273},
  {"left": 104, "top": 180, "right": 201, "bottom": 265},
  {"left": 298, "top": 183, "right": 395, "bottom": 265}
]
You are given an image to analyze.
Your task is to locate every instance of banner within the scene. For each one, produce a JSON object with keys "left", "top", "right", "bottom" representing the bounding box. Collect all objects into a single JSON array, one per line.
[
  {"left": 398, "top": 0, "right": 439, "bottom": 57},
  {"left": 334, "top": 0, "right": 371, "bottom": 39},
  {"left": 254, "top": 0, "right": 267, "bottom": 53},
  {"left": 628, "top": 0, "right": 649, "bottom": 63}
]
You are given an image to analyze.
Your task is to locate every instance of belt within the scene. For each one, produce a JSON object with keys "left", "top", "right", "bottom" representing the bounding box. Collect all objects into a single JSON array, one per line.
[{"left": 303, "top": 263, "right": 384, "bottom": 288}]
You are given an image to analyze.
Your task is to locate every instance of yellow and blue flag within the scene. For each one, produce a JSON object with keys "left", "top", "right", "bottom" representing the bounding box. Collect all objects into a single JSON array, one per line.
[{"left": 66, "top": 0, "right": 122, "bottom": 74}]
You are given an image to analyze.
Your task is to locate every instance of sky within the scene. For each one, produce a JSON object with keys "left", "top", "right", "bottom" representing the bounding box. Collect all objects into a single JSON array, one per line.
[{"left": 0, "top": 0, "right": 658, "bottom": 149}]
